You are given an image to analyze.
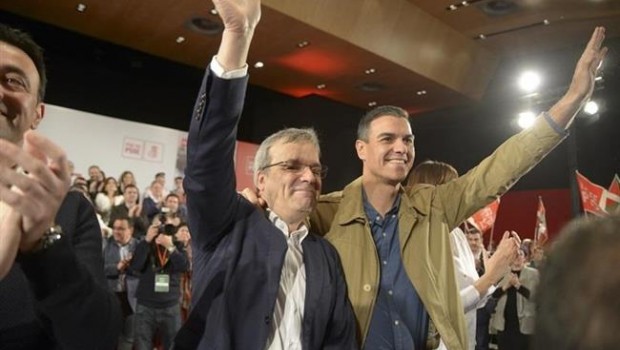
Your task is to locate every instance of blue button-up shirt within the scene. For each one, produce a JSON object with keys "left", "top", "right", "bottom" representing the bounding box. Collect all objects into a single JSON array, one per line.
[{"left": 362, "top": 192, "right": 429, "bottom": 350}]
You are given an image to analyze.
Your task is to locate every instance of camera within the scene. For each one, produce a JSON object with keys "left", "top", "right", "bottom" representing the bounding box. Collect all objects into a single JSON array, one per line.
[{"left": 158, "top": 207, "right": 178, "bottom": 236}]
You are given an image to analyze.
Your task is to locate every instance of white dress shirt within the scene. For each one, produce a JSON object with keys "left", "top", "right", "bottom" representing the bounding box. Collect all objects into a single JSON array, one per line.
[{"left": 265, "top": 210, "right": 307, "bottom": 350}]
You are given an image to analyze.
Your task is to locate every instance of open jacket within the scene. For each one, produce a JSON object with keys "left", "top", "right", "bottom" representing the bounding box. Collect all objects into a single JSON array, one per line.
[
  {"left": 175, "top": 69, "right": 357, "bottom": 350},
  {"left": 309, "top": 115, "right": 565, "bottom": 349},
  {"left": 490, "top": 266, "right": 538, "bottom": 335}
]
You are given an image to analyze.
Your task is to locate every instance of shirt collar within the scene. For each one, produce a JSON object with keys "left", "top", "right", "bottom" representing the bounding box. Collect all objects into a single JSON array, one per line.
[
  {"left": 362, "top": 188, "right": 401, "bottom": 223},
  {"left": 267, "top": 209, "right": 309, "bottom": 243}
]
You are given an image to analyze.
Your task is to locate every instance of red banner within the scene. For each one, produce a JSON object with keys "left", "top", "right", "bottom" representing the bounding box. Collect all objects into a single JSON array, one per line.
[
  {"left": 467, "top": 199, "right": 500, "bottom": 234},
  {"left": 575, "top": 171, "right": 620, "bottom": 216}
]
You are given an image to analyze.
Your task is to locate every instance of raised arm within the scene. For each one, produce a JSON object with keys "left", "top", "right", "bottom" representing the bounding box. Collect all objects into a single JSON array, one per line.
[
  {"left": 548, "top": 27, "right": 607, "bottom": 128},
  {"left": 184, "top": 0, "right": 261, "bottom": 250},
  {"left": 425, "top": 27, "right": 608, "bottom": 229}
]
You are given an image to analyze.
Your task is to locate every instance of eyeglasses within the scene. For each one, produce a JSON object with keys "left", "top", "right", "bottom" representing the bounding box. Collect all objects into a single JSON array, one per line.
[{"left": 260, "top": 160, "right": 328, "bottom": 179}]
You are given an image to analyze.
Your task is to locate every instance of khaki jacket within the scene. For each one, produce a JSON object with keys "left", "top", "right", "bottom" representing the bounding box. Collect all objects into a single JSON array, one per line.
[{"left": 309, "top": 116, "right": 564, "bottom": 349}]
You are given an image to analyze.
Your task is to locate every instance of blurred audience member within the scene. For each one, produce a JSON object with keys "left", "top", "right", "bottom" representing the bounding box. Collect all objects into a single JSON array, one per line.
[
  {"left": 129, "top": 223, "right": 189, "bottom": 350},
  {"left": 490, "top": 248, "right": 538, "bottom": 350},
  {"left": 533, "top": 214, "right": 620, "bottom": 350},
  {"left": 110, "top": 184, "right": 148, "bottom": 238},
  {"left": 87, "top": 164, "right": 105, "bottom": 200},
  {"left": 95, "top": 177, "right": 124, "bottom": 225},
  {"left": 143, "top": 180, "right": 165, "bottom": 223},
  {"left": 104, "top": 217, "right": 138, "bottom": 350},
  {"left": 118, "top": 170, "right": 137, "bottom": 195}
]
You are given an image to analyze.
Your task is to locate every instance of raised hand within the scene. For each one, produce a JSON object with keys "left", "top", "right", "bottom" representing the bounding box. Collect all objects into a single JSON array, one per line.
[
  {"left": 568, "top": 27, "right": 608, "bottom": 103},
  {"left": 240, "top": 187, "right": 267, "bottom": 209},
  {"left": 212, "top": 0, "right": 262, "bottom": 71},
  {"left": 0, "top": 130, "right": 71, "bottom": 252},
  {"left": 213, "top": 0, "right": 261, "bottom": 34},
  {"left": 548, "top": 27, "right": 608, "bottom": 128}
]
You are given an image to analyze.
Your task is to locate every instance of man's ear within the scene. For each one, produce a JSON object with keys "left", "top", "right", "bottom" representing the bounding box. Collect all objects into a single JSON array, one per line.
[
  {"left": 355, "top": 140, "right": 367, "bottom": 161},
  {"left": 256, "top": 171, "right": 266, "bottom": 193},
  {"left": 30, "top": 102, "right": 45, "bottom": 129}
]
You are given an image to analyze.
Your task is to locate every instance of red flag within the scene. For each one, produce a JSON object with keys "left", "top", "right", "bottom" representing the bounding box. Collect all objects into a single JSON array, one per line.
[
  {"left": 608, "top": 174, "right": 620, "bottom": 214},
  {"left": 467, "top": 199, "right": 500, "bottom": 234},
  {"left": 575, "top": 171, "right": 620, "bottom": 216},
  {"left": 535, "top": 196, "right": 548, "bottom": 246},
  {"left": 610, "top": 174, "right": 620, "bottom": 196}
]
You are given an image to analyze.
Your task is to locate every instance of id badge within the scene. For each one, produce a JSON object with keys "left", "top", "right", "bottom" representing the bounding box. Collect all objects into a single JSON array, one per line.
[{"left": 154, "top": 274, "right": 170, "bottom": 293}]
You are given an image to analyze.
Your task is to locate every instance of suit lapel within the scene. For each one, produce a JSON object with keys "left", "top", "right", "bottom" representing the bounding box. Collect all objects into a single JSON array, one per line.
[{"left": 302, "top": 237, "right": 323, "bottom": 332}]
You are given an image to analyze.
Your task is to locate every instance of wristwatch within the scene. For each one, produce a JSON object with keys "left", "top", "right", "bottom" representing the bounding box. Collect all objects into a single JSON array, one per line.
[{"left": 39, "top": 224, "right": 64, "bottom": 251}]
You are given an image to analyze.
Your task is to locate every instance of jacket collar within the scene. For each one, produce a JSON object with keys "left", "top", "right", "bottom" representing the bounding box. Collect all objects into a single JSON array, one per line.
[{"left": 334, "top": 177, "right": 428, "bottom": 226}]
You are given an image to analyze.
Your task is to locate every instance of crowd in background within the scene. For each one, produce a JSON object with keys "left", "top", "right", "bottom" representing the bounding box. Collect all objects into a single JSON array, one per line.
[{"left": 69, "top": 164, "right": 191, "bottom": 350}]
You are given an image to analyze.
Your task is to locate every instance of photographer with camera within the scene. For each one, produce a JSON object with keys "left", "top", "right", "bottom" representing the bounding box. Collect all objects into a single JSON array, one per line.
[{"left": 129, "top": 214, "right": 189, "bottom": 350}]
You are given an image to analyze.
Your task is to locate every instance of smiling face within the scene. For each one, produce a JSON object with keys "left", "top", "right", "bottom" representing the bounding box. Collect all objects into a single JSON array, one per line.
[
  {"left": 0, "top": 41, "right": 44, "bottom": 145},
  {"left": 356, "top": 115, "right": 415, "bottom": 186},
  {"left": 257, "top": 140, "right": 322, "bottom": 225}
]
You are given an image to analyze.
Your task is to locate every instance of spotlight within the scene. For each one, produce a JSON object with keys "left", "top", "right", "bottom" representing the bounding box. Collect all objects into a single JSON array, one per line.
[
  {"left": 517, "top": 111, "right": 536, "bottom": 129},
  {"left": 584, "top": 101, "right": 599, "bottom": 115},
  {"left": 518, "top": 71, "right": 541, "bottom": 92}
]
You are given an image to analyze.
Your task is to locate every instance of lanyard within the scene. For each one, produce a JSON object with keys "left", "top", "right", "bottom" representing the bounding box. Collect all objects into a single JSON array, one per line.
[{"left": 156, "top": 245, "right": 170, "bottom": 267}]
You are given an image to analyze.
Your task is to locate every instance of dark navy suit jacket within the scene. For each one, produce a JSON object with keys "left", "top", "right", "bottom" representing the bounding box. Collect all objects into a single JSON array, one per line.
[
  {"left": 0, "top": 191, "right": 121, "bottom": 350},
  {"left": 174, "top": 70, "right": 358, "bottom": 350}
]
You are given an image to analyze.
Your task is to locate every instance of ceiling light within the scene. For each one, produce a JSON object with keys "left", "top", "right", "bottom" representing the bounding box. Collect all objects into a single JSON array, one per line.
[
  {"left": 210, "top": 8, "right": 218, "bottom": 15},
  {"left": 518, "top": 71, "right": 541, "bottom": 92},
  {"left": 584, "top": 101, "right": 599, "bottom": 115},
  {"left": 448, "top": 4, "right": 458, "bottom": 10},
  {"left": 76, "top": 3, "right": 87, "bottom": 12},
  {"left": 543, "top": 19, "right": 550, "bottom": 25},
  {"left": 176, "top": 36, "right": 186, "bottom": 44},
  {"left": 368, "top": 101, "right": 377, "bottom": 107},
  {"left": 253, "top": 61, "right": 264, "bottom": 69},
  {"left": 316, "top": 84, "right": 326, "bottom": 89},
  {"left": 297, "top": 41, "right": 310, "bottom": 48},
  {"left": 416, "top": 90, "right": 427, "bottom": 96},
  {"left": 517, "top": 111, "right": 536, "bottom": 129},
  {"left": 478, "top": 34, "right": 486, "bottom": 40},
  {"left": 187, "top": 17, "right": 224, "bottom": 36},
  {"left": 365, "top": 68, "right": 376, "bottom": 74},
  {"left": 461, "top": 1, "right": 469, "bottom": 6}
]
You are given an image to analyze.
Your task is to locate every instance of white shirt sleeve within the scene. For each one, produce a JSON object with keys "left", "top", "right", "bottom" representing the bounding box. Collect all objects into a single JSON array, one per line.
[
  {"left": 210, "top": 56, "right": 248, "bottom": 79},
  {"left": 450, "top": 227, "right": 495, "bottom": 312}
]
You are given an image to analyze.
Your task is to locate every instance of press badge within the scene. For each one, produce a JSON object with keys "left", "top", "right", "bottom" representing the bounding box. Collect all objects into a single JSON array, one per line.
[{"left": 154, "top": 274, "right": 170, "bottom": 293}]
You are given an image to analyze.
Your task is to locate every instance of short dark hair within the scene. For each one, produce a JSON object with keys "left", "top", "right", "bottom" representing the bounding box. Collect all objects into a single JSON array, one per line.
[
  {"left": 165, "top": 193, "right": 180, "bottom": 201},
  {"left": 357, "top": 105, "right": 410, "bottom": 141},
  {"left": 0, "top": 24, "right": 47, "bottom": 101},
  {"left": 112, "top": 216, "right": 134, "bottom": 228},
  {"left": 533, "top": 214, "right": 620, "bottom": 349}
]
